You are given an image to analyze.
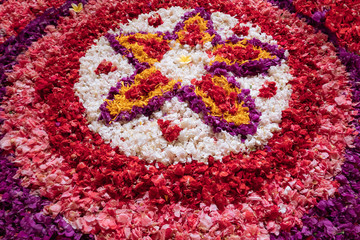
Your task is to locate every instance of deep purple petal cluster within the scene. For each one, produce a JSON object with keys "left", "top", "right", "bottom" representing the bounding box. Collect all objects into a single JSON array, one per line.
[
  {"left": 0, "top": 157, "right": 94, "bottom": 240},
  {"left": 268, "top": 0, "right": 360, "bottom": 239},
  {"left": 0, "top": 1, "right": 93, "bottom": 238}
]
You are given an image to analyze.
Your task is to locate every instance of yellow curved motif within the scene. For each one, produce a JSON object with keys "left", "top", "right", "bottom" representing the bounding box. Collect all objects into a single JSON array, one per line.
[
  {"left": 176, "top": 14, "right": 214, "bottom": 45},
  {"left": 210, "top": 39, "right": 275, "bottom": 66},
  {"left": 106, "top": 67, "right": 181, "bottom": 121},
  {"left": 116, "top": 33, "right": 170, "bottom": 65},
  {"left": 194, "top": 75, "right": 250, "bottom": 126}
]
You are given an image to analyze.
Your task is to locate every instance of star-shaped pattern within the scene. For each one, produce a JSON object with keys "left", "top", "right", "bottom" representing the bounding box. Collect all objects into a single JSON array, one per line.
[{"left": 99, "top": 8, "right": 285, "bottom": 138}]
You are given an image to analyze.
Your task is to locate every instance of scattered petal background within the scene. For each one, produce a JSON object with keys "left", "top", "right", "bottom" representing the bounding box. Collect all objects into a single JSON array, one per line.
[
  {"left": 268, "top": 1, "right": 360, "bottom": 239},
  {"left": 0, "top": 0, "right": 93, "bottom": 239},
  {"left": 0, "top": 0, "right": 359, "bottom": 239}
]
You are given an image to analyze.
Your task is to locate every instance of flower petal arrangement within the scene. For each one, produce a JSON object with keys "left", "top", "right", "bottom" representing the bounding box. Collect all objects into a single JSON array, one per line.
[{"left": 0, "top": 0, "right": 359, "bottom": 240}]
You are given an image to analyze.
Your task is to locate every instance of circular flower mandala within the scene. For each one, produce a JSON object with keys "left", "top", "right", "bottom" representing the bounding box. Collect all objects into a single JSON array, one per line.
[
  {"left": 75, "top": 7, "right": 292, "bottom": 164},
  {"left": 0, "top": 0, "right": 356, "bottom": 239}
]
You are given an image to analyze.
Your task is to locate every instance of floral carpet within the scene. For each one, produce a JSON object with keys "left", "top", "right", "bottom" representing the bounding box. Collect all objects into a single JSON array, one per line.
[{"left": 0, "top": 0, "right": 359, "bottom": 239}]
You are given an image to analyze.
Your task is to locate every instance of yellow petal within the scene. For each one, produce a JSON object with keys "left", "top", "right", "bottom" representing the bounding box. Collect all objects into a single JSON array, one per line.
[
  {"left": 71, "top": 3, "right": 83, "bottom": 13},
  {"left": 179, "top": 55, "right": 191, "bottom": 64}
]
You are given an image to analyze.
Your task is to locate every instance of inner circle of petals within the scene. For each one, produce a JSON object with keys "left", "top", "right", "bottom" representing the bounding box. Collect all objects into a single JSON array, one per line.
[{"left": 76, "top": 7, "right": 293, "bottom": 164}]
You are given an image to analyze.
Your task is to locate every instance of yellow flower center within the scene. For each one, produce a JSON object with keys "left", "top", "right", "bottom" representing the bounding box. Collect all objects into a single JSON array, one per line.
[
  {"left": 179, "top": 55, "right": 192, "bottom": 64},
  {"left": 71, "top": 3, "right": 83, "bottom": 13}
]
